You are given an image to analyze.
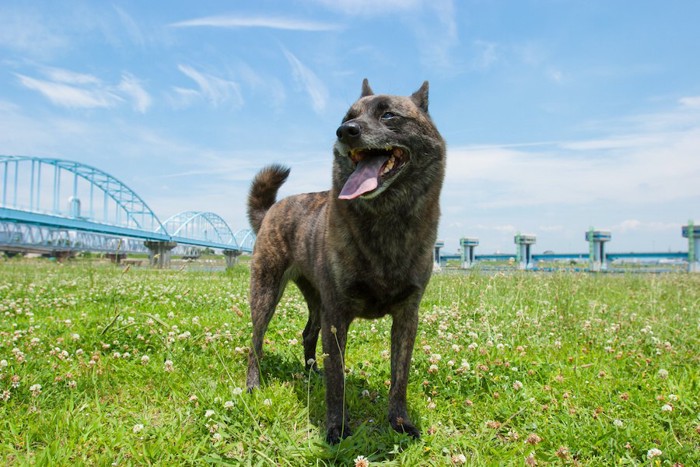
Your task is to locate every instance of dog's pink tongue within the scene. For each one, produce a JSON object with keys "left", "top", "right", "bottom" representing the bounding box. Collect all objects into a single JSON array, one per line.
[{"left": 339, "top": 156, "right": 389, "bottom": 200}]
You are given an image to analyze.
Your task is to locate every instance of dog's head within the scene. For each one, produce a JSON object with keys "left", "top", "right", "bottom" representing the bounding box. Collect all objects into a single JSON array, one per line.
[{"left": 332, "top": 80, "right": 445, "bottom": 205}]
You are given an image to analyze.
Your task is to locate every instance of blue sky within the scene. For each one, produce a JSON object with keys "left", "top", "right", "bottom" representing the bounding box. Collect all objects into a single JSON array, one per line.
[{"left": 1, "top": 0, "right": 699, "bottom": 255}]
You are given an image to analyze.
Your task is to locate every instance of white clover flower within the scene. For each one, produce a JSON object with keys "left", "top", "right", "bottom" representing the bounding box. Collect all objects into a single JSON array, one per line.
[
  {"left": 668, "top": 394, "right": 678, "bottom": 401},
  {"left": 141, "top": 355, "right": 150, "bottom": 365},
  {"left": 29, "top": 384, "right": 42, "bottom": 397},
  {"left": 205, "top": 409, "right": 215, "bottom": 418},
  {"left": 211, "top": 432, "right": 222, "bottom": 442},
  {"left": 71, "top": 333, "right": 80, "bottom": 341},
  {"left": 613, "top": 419, "right": 623, "bottom": 427},
  {"left": 224, "top": 400, "right": 234, "bottom": 409},
  {"left": 133, "top": 423, "right": 144, "bottom": 434},
  {"left": 452, "top": 453, "right": 467, "bottom": 465},
  {"left": 646, "top": 448, "right": 662, "bottom": 459},
  {"left": 263, "top": 399, "right": 272, "bottom": 406},
  {"left": 232, "top": 387, "right": 243, "bottom": 396},
  {"left": 661, "top": 404, "right": 673, "bottom": 412},
  {"left": 657, "top": 369, "right": 669, "bottom": 379},
  {"left": 0, "top": 359, "right": 7, "bottom": 368},
  {"left": 164, "top": 360, "right": 174, "bottom": 372},
  {"left": 354, "top": 455, "right": 370, "bottom": 467},
  {"left": 513, "top": 380, "right": 524, "bottom": 391}
]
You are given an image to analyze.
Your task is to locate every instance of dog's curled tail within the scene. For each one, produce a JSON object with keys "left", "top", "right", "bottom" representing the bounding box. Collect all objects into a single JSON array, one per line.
[{"left": 247, "top": 164, "right": 291, "bottom": 233}]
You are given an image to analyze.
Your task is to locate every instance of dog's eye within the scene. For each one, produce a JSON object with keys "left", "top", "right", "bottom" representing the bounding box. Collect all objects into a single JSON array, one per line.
[{"left": 381, "top": 112, "right": 397, "bottom": 121}]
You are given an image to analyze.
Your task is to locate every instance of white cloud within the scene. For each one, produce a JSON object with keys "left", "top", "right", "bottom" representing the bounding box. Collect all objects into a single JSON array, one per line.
[
  {"left": 42, "top": 67, "right": 101, "bottom": 85},
  {"left": 283, "top": 50, "right": 329, "bottom": 114},
  {"left": 16, "top": 74, "right": 120, "bottom": 109},
  {"left": 613, "top": 219, "right": 679, "bottom": 233},
  {"left": 176, "top": 65, "right": 243, "bottom": 108},
  {"left": 15, "top": 67, "right": 152, "bottom": 113},
  {"left": 118, "top": 73, "right": 152, "bottom": 113},
  {"left": 679, "top": 96, "right": 700, "bottom": 109},
  {"left": 170, "top": 15, "right": 338, "bottom": 31},
  {"left": 112, "top": 5, "right": 145, "bottom": 47}
]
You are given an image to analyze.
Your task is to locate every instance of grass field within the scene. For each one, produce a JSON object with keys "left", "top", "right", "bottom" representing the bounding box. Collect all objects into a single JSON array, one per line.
[{"left": 0, "top": 259, "right": 698, "bottom": 465}]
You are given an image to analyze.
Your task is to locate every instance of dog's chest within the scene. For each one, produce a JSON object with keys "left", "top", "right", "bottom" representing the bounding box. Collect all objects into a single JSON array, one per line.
[{"left": 343, "top": 276, "right": 421, "bottom": 319}]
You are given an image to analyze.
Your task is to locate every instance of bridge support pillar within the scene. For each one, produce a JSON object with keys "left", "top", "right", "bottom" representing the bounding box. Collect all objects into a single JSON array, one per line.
[
  {"left": 433, "top": 240, "right": 444, "bottom": 271},
  {"left": 144, "top": 241, "right": 177, "bottom": 269},
  {"left": 586, "top": 228, "right": 611, "bottom": 272},
  {"left": 460, "top": 237, "right": 479, "bottom": 269},
  {"left": 682, "top": 221, "right": 700, "bottom": 273},
  {"left": 514, "top": 233, "right": 536, "bottom": 270},
  {"left": 223, "top": 249, "right": 241, "bottom": 269}
]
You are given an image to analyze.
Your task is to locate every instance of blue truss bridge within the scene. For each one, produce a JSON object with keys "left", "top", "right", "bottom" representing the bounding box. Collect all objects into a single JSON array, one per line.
[{"left": 0, "top": 155, "right": 254, "bottom": 267}]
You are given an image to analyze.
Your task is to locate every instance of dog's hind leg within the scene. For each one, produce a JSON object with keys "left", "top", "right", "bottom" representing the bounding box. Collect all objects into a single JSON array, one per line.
[
  {"left": 295, "top": 277, "right": 322, "bottom": 372},
  {"left": 246, "top": 266, "right": 288, "bottom": 392}
]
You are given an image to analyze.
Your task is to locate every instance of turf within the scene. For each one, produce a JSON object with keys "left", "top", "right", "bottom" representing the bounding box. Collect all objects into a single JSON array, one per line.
[{"left": 1, "top": 260, "right": 698, "bottom": 465}]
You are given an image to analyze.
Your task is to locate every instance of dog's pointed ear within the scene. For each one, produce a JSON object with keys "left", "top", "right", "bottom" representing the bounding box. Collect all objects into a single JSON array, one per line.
[
  {"left": 361, "top": 78, "right": 374, "bottom": 97},
  {"left": 411, "top": 81, "right": 429, "bottom": 113}
]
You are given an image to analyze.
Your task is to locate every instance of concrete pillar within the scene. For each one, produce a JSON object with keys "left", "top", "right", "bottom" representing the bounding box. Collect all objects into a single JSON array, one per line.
[
  {"left": 585, "top": 229, "right": 611, "bottom": 272},
  {"left": 144, "top": 241, "right": 177, "bottom": 269},
  {"left": 514, "top": 233, "right": 536, "bottom": 270},
  {"left": 682, "top": 221, "right": 700, "bottom": 272},
  {"left": 223, "top": 249, "right": 241, "bottom": 269},
  {"left": 460, "top": 237, "right": 479, "bottom": 269},
  {"left": 433, "top": 240, "right": 444, "bottom": 271}
]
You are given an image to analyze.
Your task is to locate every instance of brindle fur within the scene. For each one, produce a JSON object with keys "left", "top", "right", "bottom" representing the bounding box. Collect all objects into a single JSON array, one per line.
[{"left": 246, "top": 80, "right": 446, "bottom": 444}]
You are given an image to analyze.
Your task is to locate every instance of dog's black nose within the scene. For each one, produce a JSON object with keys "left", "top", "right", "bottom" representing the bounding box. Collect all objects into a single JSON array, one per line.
[{"left": 336, "top": 122, "right": 361, "bottom": 142}]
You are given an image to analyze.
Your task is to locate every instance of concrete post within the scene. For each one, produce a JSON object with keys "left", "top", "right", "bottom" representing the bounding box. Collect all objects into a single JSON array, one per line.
[
  {"left": 585, "top": 229, "right": 611, "bottom": 272},
  {"left": 682, "top": 221, "right": 699, "bottom": 272},
  {"left": 514, "top": 233, "right": 536, "bottom": 270},
  {"left": 460, "top": 237, "right": 479, "bottom": 269},
  {"left": 433, "top": 240, "right": 444, "bottom": 271},
  {"left": 144, "top": 241, "right": 177, "bottom": 269},
  {"left": 223, "top": 249, "right": 241, "bottom": 269}
]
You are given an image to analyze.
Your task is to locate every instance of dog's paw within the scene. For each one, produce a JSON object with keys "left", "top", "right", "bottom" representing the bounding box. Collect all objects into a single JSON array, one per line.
[
  {"left": 391, "top": 416, "right": 420, "bottom": 439},
  {"left": 325, "top": 424, "right": 352, "bottom": 445}
]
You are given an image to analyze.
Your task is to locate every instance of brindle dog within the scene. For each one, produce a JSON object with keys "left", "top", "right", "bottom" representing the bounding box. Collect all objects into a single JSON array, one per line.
[{"left": 245, "top": 79, "right": 446, "bottom": 444}]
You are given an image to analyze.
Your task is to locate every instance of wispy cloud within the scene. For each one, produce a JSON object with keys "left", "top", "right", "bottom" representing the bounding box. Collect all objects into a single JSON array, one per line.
[
  {"left": 175, "top": 65, "right": 243, "bottom": 108},
  {"left": 170, "top": 15, "right": 339, "bottom": 31},
  {"left": 283, "top": 50, "right": 328, "bottom": 114},
  {"left": 313, "top": 0, "right": 458, "bottom": 69},
  {"left": 15, "top": 67, "right": 152, "bottom": 112},
  {"left": 679, "top": 96, "right": 700, "bottom": 109},
  {"left": 0, "top": 6, "right": 68, "bottom": 58},
  {"left": 118, "top": 73, "right": 151, "bottom": 113},
  {"left": 16, "top": 74, "right": 120, "bottom": 109}
]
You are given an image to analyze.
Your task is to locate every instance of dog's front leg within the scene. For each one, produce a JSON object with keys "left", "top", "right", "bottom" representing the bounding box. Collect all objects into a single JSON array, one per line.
[
  {"left": 321, "top": 316, "right": 351, "bottom": 444},
  {"left": 389, "top": 306, "right": 420, "bottom": 438}
]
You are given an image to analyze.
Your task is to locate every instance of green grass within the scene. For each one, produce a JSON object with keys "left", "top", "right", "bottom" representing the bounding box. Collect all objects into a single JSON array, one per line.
[{"left": 1, "top": 259, "right": 699, "bottom": 465}]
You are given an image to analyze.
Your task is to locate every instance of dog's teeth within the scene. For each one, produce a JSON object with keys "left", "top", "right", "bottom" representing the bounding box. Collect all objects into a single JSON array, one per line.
[{"left": 383, "top": 157, "right": 395, "bottom": 174}]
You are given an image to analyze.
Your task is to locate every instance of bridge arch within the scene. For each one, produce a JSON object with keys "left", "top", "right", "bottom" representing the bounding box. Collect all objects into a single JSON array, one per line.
[
  {"left": 160, "top": 210, "right": 238, "bottom": 248},
  {"left": 1, "top": 155, "right": 166, "bottom": 233}
]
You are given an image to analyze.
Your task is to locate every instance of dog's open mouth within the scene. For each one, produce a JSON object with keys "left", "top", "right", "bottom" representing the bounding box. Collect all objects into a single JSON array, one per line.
[{"left": 339, "top": 146, "right": 408, "bottom": 200}]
